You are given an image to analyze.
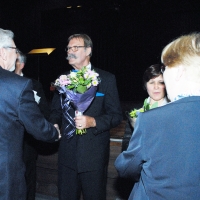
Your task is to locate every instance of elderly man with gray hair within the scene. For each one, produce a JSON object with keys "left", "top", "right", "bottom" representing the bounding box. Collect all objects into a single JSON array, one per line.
[
  {"left": 0, "top": 28, "right": 60, "bottom": 200},
  {"left": 115, "top": 33, "right": 200, "bottom": 200},
  {"left": 14, "top": 50, "right": 52, "bottom": 200}
]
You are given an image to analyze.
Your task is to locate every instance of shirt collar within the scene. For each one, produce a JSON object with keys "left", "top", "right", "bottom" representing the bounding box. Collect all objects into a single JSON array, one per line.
[
  {"left": 85, "top": 62, "right": 91, "bottom": 70},
  {"left": 173, "top": 90, "right": 200, "bottom": 101},
  {"left": 72, "top": 63, "right": 91, "bottom": 72}
]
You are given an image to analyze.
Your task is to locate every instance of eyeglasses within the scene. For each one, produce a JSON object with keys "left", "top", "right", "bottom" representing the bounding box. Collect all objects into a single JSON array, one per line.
[
  {"left": 161, "top": 64, "right": 166, "bottom": 73},
  {"left": 65, "top": 46, "right": 86, "bottom": 52},
  {"left": 4, "top": 46, "right": 19, "bottom": 54}
]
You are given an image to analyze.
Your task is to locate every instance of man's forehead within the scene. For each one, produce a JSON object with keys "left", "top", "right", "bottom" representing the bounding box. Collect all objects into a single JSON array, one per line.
[{"left": 68, "top": 37, "right": 84, "bottom": 45}]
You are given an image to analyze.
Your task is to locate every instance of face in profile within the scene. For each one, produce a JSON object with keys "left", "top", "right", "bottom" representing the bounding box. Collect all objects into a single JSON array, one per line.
[
  {"left": 6, "top": 41, "right": 17, "bottom": 70},
  {"left": 146, "top": 74, "right": 165, "bottom": 103}
]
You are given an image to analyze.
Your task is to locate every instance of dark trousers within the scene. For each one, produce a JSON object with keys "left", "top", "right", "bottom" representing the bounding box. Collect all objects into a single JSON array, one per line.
[
  {"left": 58, "top": 164, "right": 107, "bottom": 200},
  {"left": 23, "top": 137, "right": 38, "bottom": 200}
]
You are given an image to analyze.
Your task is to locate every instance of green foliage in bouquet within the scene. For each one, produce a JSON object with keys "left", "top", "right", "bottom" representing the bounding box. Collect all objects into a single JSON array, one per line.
[
  {"left": 143, "top": 98, "right": 158, "bottom": 111},
  {"left": 54, "top": 66, "right": 100, "bottom": 94},
  {"left": 76, "top": 129, "right": 86, "bottom": 135},
  {"left": 129, "top": 108, "right": 144, "bottom": 118},
  {"left": 67, "top": 67, "right": 99, "bottom": 94},
  {"left": 129, "top": 98, "right": 158, "bottom": 119}
]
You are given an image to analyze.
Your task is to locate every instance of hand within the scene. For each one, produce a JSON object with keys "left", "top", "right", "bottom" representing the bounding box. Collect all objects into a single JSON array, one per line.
[
  {"left": 74, "top": 115, "right": 96, "bottom": 129},
  {"left": 54, "top": 124, "right": 61, "bottom": 140}
]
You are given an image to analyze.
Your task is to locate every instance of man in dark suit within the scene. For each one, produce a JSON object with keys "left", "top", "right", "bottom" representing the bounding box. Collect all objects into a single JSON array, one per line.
[
  {"left": 115, "top": 32, "right": 200, "bottom": 200},
  {"left": 50, "top": 34, "right": 122, "bottom": 200},
  {"left": 0, "top": 28, "right": 60, "bottom": 200},
  {"left": 15, "top": 51, "right": 51, "bottom": 200}
]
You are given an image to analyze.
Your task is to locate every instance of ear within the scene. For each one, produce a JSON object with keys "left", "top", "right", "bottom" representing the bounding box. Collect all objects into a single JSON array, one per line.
[
  {"left": 0, "top": 48, "right": 6, "bottom": 60},
  {"left": 175, "top": 65, "right": 185, "bottom": 81},
  {"left": 86, "top": 47, "right": 91, "bottom": 56}
]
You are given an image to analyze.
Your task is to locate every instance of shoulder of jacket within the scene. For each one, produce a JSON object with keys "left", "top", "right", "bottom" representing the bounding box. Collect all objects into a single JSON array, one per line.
[{"left": 92, "top": 67, "right": 115, "bottom": 77}]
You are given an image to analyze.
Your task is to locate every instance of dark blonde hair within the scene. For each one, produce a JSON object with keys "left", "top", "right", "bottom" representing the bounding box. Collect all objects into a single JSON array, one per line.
[{"left": 161, "top": 33, "right": 200, "bottom": 68}]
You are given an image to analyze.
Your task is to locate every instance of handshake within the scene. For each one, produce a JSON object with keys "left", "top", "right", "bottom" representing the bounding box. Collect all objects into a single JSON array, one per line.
[{"left": 54, "top": 124, "right": 61, "bottom": 140}]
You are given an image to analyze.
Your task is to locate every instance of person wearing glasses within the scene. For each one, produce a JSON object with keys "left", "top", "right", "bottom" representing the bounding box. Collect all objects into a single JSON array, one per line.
[
  {"left": 115, "top": 32, "right": 200, "bottom": 200},
  {"left": 50, "top": 33, "right": 122, "bottom": 200},
  {"left": 0, "top": 28, "right": 61, "bottom": 200},
  {"left": 14, "top": 51, "right": 51, "bottom": 200}
]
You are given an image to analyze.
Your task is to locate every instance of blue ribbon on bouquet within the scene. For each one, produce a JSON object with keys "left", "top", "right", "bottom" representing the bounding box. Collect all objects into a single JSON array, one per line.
[{"left": 60, "top": 96, "right": 76, "bottom": 139}]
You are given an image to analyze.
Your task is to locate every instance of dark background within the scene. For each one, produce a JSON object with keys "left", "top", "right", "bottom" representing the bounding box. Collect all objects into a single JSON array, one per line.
[{"left": 1, "top": 0, "right": 200, "bottom": 102}]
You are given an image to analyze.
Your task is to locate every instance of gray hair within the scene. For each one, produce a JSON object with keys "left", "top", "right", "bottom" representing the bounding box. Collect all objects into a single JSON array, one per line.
[
  {"left": 17, "top": 51, "right": 27, "bottom": 64},
  {"left": 68, "top": 34, "right": 93, "bottom": 57},
  {"left": 0, "top": 28, "right": 14, "bottom": 48}
]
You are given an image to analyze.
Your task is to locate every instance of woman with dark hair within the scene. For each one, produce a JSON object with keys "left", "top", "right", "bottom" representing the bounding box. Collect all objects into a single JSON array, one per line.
[
  {"left": 125, "top": 64, "right": 169, "bottom": 142},
  {"left": 142, "top": 64, "right": 169, "bottom": 109},
  {"left": 128, "top": 64, "right": 169, "bottom": 128},
  {"left": 120, "top": 64, "right": 169, "bottom": 199}
]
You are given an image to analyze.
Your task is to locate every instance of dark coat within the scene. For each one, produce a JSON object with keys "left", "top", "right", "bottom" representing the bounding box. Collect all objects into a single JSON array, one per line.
[
  {"left": 22, "top": 76, "right": 51, "bottom": 158},
  {"left": 0, "top": 67, "right": 58, "bottom": 200},
  {"left": 50, "top": 67, "right": 123, "bottom": 172},
  {"left": 115, "top": 96, "right": 200, "bottom": 200},
  {"left": 31, "top": 78, "right": 50, "bottom": 119}
]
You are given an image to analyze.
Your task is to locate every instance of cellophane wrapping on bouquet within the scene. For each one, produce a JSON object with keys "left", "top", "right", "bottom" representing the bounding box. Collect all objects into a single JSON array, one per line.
[{"left": 57, "top": 85, "right": 97, "bottom": 138}]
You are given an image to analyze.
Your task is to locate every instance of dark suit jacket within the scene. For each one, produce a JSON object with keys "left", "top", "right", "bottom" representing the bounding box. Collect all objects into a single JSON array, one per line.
[
  {"left": 115, "top": 96, "right": 200, "bottom": 200},
  {"left": 30, "top": 78, "right": 50, "bottom": 119},
  {"left": 23, "top": 76, "right": 51, "bottom": 159},
  {"left": 50, "top": 67, "right": 122, "bottom": 172},
  {"left": 0, "top": 67, "right": 58, "bottom": 200}
]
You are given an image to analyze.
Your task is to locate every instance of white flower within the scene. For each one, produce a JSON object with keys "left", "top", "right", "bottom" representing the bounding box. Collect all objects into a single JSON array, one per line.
[
  {"left": 92, "top": 79, "right": 99, "bottom": 86},
  {"left": 70, "top": 72, "right": 77, "bottom": 78}
]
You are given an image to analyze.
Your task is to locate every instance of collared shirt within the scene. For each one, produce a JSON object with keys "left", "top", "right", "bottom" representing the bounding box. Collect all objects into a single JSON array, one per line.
[
  {"left": 72, "top": 63, "right": 91, "bottom": 72},
  {"left": 85, "top": 62, "right": 91, "bottom": 70},
  {"left": 173, "top": 90, "right": 200, "bottom": 101},
  {"left": 146, "top": 96, "right": 169, "bottom": 107}
]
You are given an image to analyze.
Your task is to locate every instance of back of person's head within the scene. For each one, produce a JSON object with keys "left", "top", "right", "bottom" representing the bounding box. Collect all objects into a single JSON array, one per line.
[
  {"left": 143, "top": 64, "right": 163, "bottom": 89},
  {"left": 0, "top": 28, "right": 14, "bottom": 48},
  {"left": 161, "top": 33, "right": 200, "bottom": 82},
  {"left": 68, "top": 34, "right": 93, "bottom": 57}
]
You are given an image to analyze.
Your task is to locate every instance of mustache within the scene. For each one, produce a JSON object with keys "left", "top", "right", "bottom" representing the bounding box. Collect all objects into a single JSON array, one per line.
[{"left": 66, "top": 54, "right": 77, "bottom": 60}]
